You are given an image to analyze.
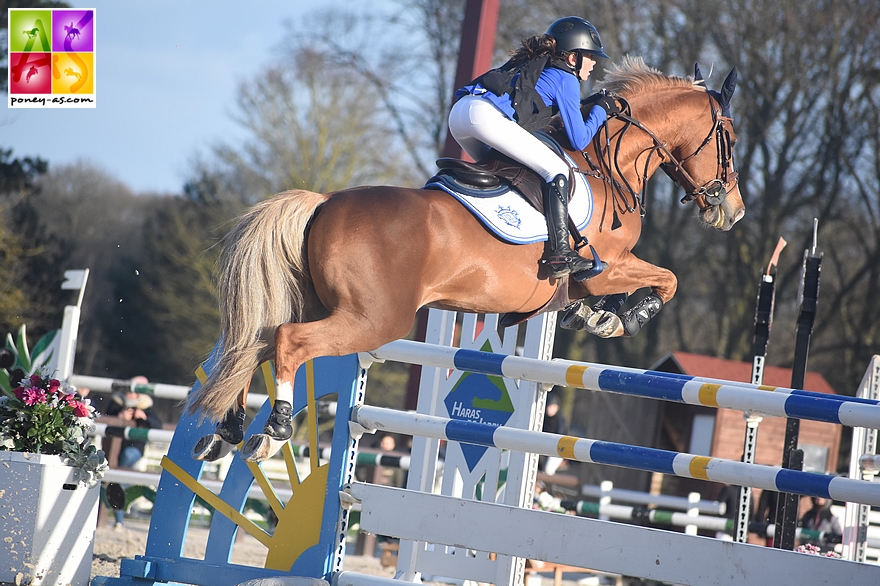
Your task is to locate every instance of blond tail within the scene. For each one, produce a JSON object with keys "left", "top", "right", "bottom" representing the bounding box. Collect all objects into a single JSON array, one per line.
[{"left": 185, "top": 189, "right": 329, "bottom": 422}]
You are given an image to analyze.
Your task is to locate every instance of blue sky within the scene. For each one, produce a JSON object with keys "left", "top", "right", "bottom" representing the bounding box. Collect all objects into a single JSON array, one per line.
[{"left": 3, "top": 0, "right": 371, "bottom": 194}]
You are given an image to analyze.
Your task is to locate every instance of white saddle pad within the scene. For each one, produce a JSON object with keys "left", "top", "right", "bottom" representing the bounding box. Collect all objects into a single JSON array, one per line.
[{"left": 428, "top": 171, "right": 594, "bottom": 245}]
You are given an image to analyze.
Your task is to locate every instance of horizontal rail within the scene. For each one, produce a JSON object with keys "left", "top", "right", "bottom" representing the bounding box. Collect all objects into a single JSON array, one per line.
[
  {"left": 100, "top": 468, "right": 292, "bottom": 502},
  {"left": 578, "top": 483, "right": 725, "bottom": 515},
  {"left": 353, "top": 405, "right": 880, "bottom": 507},
  {"left": 564, "top": 500, "right": 880, "bottom": 547},
  {"left": 367, "top": 340, "right": 880, "bottom": 427},
  {"left": 860, "top": 454, "right": 880, "bottom": 473},
  {"left": 91, "top": 423, "right": 414, "bottom": 470}
]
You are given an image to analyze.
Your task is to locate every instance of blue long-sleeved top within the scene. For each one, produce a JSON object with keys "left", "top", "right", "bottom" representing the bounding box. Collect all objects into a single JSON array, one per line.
[{"left": 456, "top": 65, "right": 607, "bottom": 151}]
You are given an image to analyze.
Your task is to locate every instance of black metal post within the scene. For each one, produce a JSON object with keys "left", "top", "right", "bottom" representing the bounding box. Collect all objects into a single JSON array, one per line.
[
  {"left": 775, "top": 221, "right": 821, "bottom": 550},
  {"left": 738, "top": 238, "right": 785, "bottom": 542}
]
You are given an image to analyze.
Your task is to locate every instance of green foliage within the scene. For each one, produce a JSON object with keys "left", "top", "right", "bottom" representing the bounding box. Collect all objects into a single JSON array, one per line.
[
  {"left": 102, "top": 196, "right": 233, "bottom": 385},
  {"left": 0, "top": 325, "right": 59, "bottom": 393},
  {"left": 0, "top": 148, "right": 60, "bottom": 337}
]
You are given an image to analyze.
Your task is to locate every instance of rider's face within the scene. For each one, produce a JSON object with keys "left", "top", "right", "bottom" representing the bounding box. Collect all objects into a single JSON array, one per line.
[
  {"left": 567, "top": 52, "right": 596, "bottom": 81},
  {"left": 577, "top": 55, "right": 596, "bottom": 81}
]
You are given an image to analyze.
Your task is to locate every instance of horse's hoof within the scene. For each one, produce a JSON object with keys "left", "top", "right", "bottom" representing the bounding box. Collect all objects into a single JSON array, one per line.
[
  {"left": 239, "top": 434, "right": 286, "bottom": 462},
  {"left": 192, "top": 433, "right": 236, "bottom": 461},
  {"left": 587, "top": 311, "right": 625, "bottom": 338},
  {"left": 560, "top": 301, "right": 593, "bottom": 331}
]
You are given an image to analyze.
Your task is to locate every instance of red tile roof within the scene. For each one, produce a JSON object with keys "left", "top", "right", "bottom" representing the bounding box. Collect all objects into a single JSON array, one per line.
[{"left": 653, "top": 351, "right": 836, "bottom": 395}]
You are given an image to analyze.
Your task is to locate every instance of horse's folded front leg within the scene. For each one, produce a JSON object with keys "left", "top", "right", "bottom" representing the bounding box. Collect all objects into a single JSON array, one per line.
[
  {"left": 619, "top": 292, "right": 664, "bottom": 336},
  {"left": 560, "top": 291, "right": 663, "bottom": 338},
  {"left": 560, "top": 298, "right": 625, "bottom": 338}
]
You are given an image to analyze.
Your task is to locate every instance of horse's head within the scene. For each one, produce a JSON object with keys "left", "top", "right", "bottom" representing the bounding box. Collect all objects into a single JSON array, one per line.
[
  {"left": 587, "top": 57, "right": 746, "bottom": 231},
  {"left": 659, "top": 65, "right": 745, "bottom": 231}
]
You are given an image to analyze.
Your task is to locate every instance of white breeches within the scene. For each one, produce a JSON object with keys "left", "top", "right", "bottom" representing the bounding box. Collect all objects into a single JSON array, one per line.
[{"left": 448, "top": 94, "right": 570, "bottom": 183}]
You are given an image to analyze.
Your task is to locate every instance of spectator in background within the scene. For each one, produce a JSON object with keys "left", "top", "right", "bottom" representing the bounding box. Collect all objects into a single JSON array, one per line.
[
  {"left": 105, "top": 376, "right": 163, "bottom": 529},
  {"left": 755, "top": 489, "right": 779, "bottom": 546},
  {"left": 540, "top": 392, "right": 568, "bottom": 475},
  {"left": 799, "top": 496, "right": 842, "bottom": 548}
]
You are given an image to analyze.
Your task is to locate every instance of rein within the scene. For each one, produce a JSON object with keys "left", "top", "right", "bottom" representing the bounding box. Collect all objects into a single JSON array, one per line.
[{"left": 579, "top": 93, "right": 737, "bottom": 218}]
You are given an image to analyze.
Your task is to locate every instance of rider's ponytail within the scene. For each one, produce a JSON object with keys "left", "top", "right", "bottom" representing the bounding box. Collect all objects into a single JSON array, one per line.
[{"left": 509, "top": 34, "right": 556, "bottom": 66}]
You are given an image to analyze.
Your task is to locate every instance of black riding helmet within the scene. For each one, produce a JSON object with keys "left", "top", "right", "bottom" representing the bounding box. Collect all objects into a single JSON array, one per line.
[{"left": 546, "top": 17, "right": 609, "bottom": 75}]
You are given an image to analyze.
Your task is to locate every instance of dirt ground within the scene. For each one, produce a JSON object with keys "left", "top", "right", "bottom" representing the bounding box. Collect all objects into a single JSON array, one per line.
[
  {"left": 90, "top": 518, "right": 599, "bottom": 585},
  {"left": 90, "top": 518, "right": 396, "bottom": 582}
]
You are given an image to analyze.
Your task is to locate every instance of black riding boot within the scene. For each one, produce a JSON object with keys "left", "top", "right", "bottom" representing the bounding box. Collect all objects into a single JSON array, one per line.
[{"left": 541, "top": 174, "right": 597, "bottom": 280}]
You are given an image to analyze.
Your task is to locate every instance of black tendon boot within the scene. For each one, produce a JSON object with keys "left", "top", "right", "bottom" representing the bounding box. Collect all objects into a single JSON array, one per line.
[
  {"left": 541, "top": 174, "right": 597, "bottom": 281},
  {"left": 264, "top": 399, "right": 293, "bottom": 440},
  {"left": 216, "top": 405, "right": 246, "bottom": 445}
]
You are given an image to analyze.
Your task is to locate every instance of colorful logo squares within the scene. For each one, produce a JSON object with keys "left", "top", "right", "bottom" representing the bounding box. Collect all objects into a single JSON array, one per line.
[{"left": 7, "top": 8, "right": 96, "bottom": 108}]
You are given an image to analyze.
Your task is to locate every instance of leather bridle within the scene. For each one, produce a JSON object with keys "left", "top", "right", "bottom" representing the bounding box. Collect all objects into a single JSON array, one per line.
[
  {"left": 659, "top": 109, "right": 738, "bottom": 207},
  {"left": 581, "top": 93, "right": 739, "bottom": 214}
]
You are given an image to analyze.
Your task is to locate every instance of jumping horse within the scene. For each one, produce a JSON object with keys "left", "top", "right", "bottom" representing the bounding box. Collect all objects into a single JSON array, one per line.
[{"left": 186, "top": 57, "right": 745, "bottom": 462}]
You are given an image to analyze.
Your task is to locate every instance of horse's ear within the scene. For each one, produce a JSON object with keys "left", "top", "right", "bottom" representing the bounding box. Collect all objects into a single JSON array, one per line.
[
  {"left": 719, "top": 67, "right": 738, "bottom": 116},
  {"left": 694, "top": 63, "right": 706, "bottom": 87}
]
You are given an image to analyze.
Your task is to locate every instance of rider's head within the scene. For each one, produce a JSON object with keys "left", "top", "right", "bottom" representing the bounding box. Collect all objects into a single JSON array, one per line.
[{"left": 546, "top": 17, "right": 609, "bottom": 79}]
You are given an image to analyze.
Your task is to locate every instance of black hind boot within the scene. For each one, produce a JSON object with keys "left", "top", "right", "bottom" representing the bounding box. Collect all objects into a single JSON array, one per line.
[{"left": 540, "top": 174, "right": 599, "bottom": 281}]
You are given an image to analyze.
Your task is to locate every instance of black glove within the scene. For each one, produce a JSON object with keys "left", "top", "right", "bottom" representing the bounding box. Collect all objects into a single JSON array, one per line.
[{"left": 594, "top": 94, "right": 620, "bottom": 116}]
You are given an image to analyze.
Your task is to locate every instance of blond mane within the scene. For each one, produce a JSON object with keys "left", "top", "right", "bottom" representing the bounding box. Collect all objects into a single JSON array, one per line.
[{"left": 600, "top": 55, "right": 699, "bottom": 97}]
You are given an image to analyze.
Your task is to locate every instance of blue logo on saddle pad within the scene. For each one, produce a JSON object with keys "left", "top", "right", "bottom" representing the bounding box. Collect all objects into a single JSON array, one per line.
[
  {"left": 444, "top": 340, "right": 515, "bottom": 472},
  {"left": 495, "top": 205, "right": 521, "bottom": 229}
]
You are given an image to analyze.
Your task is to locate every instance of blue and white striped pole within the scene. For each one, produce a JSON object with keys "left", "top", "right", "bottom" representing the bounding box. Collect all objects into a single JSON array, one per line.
[
  {"left": 352, "top": 405, "right": 880, "bottom": 507},
  {"left": 367, "top": 340, "right": 880, "bottom": 427}
]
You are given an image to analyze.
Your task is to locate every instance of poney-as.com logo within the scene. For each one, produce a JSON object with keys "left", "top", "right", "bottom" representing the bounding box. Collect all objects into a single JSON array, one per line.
[{"left": 7, "top": 8, "right": 96, "bottom": 108}]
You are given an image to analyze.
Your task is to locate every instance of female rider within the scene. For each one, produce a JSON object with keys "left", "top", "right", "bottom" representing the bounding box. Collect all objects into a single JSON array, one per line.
[{"left": 448, "top": 16, "right": 617, "bottom": 281}]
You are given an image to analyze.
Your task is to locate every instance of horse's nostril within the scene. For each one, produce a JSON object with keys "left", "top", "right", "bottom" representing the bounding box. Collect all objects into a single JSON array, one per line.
[{"left": 734, "top": 208, "right": 746, "bottom": 223}]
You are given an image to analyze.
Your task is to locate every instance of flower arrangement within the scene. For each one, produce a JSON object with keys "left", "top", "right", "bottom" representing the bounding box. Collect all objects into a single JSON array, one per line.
[
  {"left": 795, "top": 543, "right": 842, "bottom": 558},
  {"left": 0, "top": 372, "right": 107, "bottom": 487}
]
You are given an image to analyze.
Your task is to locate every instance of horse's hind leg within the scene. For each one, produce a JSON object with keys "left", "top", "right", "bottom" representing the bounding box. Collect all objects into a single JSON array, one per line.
[
  {"left": 239, "top": 309, "right": 414, "bottom": 462},
  {"left": 192, "top": 381, "right": 250, "bottom": 461}
]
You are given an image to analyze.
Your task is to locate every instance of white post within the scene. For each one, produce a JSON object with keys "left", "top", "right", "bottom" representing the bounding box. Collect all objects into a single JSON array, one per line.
[
  {"left": 686, "top": 492, "right": 700, "bottom": 535},
  {"left": 842, "top": 355, "right": 880, "bottom": 561},
  {"left": 57, "top": 269, "right": 89, "bottom": 381},
  {"left": 599, "top": 480, "right": 613, "bottom": 521}
]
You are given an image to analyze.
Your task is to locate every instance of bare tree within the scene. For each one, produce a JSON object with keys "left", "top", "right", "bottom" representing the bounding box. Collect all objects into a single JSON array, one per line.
[
  {"left": 275, "top": 1, "right": 465, "bottom": 180},
  {"left": 209, "top": 44, "right": 412, "bottom": 200}
]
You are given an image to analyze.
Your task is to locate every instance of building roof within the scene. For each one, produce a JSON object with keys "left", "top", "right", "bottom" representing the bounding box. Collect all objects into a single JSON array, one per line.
[{"left": 651, "top": 351, "right": 837, "bottom": 395}]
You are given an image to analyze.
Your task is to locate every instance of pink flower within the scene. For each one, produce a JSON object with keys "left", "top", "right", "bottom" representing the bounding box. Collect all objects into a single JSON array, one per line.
[
  {"left": 13, "top": 386, "right": 26, "bottom": 400},
  {"left": 29, "top": 374, "right": 42, "bottom": 386},
  {"left": 73, "top": 402, "right": 90, "bottom": 417},
  {"left": 62, "top": 393, "right": 79, "bottom": 407},
  {"left": 47, "top": 379, "right": 61, "bottom": 393},
  {"left": 21, "top": 387, "right": 47, "bottom": 406}
]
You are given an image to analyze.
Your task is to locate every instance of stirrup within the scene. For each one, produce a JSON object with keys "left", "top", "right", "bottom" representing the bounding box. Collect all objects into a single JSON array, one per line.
[
  {"left": 570, "top": 245, "right": 606, "bottom": 282},
  {"left": 541, "top": 254, "right": 590, "bottom": 278},
  {"left": 542, "top": 245, "right": 605, "bottom": 281}
]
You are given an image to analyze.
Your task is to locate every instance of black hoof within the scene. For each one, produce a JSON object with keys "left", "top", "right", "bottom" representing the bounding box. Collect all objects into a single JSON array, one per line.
[
  {"left": 560, "top": 301, "right": 590, "bottom": 330},
  {"left": 192, "top": 434, "right": 236, "bottom": 461}
]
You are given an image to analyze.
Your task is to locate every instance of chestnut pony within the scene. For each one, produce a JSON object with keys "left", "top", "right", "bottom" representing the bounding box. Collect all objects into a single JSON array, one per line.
[{"left": 186, "top": 57, "right": 745, "bottom": 462}]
